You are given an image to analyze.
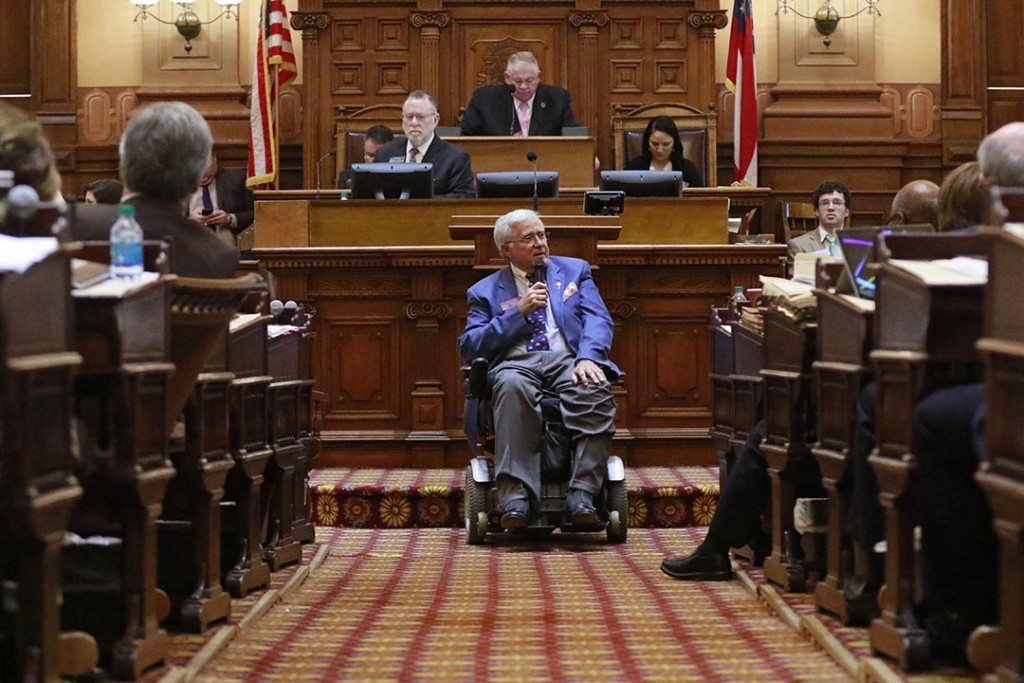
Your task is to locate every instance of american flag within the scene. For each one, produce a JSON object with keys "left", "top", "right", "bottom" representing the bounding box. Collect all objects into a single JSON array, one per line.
[
  {"left": 726, "top": 0, "right": 758, "bottom": 187},
  {"left": 247, "top": 0, "right": 298, "bottom": 189}
]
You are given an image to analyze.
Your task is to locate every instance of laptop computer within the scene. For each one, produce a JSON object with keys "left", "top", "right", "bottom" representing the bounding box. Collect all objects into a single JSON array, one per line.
[{"left": 834, "top": 224, "right": 935, "bottom": 299}]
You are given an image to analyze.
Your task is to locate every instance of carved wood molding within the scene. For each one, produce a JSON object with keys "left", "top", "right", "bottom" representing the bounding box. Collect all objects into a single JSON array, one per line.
[
  {"left": 405, "top": 302, "right": 453, "bottom": 320},
  {"left": 686, "top": 11, "right": 728, "bottom": 31},
  {"left": 568, "top": 11, "right": 610, "bottom": 28},
  {"left": 410, "top": 12, "right": 450, "bottom": 28},
  {"left": 606, "top": 300, "right": 637, "bottom": 318},
  {"left": 290, "top": 12, "right": 330, "bottom": 31}
]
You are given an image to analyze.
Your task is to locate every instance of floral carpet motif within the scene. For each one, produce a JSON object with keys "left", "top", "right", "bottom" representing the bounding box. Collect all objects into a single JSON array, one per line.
[{"left": 308, "top": 466, "right": 720, "bottom": 529}]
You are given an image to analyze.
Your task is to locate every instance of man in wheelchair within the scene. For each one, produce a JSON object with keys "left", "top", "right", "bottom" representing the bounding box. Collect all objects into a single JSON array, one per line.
[{"left": 459, "top": 209, "right": 620, "bottom": 535}]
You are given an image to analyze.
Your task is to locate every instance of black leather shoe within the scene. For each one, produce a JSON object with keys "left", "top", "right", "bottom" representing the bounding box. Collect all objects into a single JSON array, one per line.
[
  {"left": 566, "top": 489, "right": 600, "bottom": 526},
  {"left": 660, "top": 550, "right": 733, "bottom": 581},
  {"left": 500, "top": 499, "right": 528, "bottom": 531}
]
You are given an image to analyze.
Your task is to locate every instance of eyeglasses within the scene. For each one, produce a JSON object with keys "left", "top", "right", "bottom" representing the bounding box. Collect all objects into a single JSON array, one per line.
[
  {"left": 513, "top": 230, "right": 547, "bottom": 245},
  {"left": 818, "top": 199, "right": 847, "bottom": 208},
  {"left": 402, "top": 112, "right": 437, "bottom": 122},
  {"left": 509, "top": 77, "right": 538, "bottom": 86}
]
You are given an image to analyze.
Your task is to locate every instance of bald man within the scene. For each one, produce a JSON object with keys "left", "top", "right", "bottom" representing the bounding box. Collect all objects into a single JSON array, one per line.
[{"left": 888, "top": 179, "right": 940, "bottom": 227}]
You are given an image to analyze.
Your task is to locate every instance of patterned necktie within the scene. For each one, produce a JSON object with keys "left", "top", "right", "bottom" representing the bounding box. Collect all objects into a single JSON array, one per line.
[
  {"left": 408, "top": 147, "right": 421, "bottom": 163},
  {"left": 516, "top": 100, "right": 530, "bottom": 137},
  {"left": 201, "top": 184, "right": 213, "bottom": 212},
  {"left": 825, "top": 233, "right": 839, "bottom": 256},
  {"left": 526, "top": 308, "right": 549, "bottom": 352}
]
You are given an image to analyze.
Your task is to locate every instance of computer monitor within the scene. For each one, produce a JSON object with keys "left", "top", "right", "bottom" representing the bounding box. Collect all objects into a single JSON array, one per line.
[
  {"left": 583, "top": 190, "right": 625, "bottom": 216},
  {"left": 475, "top": 171, "right": 559, "bottom": 199},
  {"left": 599, "top": 170, "right": 684, "bottom": 198},
  {"left": 350, "top": 162, "right": 434, "bottom": 200},
  {"left": 834, "top": 224, "right": 935, "bottom": 298}
]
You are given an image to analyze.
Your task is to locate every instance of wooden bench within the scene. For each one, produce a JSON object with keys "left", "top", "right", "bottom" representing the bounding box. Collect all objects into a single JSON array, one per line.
[{"left": 709, "top": 306, "right": 736, "bottom": 489}]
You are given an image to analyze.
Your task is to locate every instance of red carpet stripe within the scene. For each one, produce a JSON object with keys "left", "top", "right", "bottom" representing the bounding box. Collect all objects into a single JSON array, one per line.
[
  {"left": 473, "top": 545, "right": 501, "bottom": 680},
  {"left": 394, "top": 529, "right": 462, "bottom": 679},
  {"left": 577, "top": 553, "right": 647, "bottom": 680},
  {"left": 531, "top": 553, "right": 567, "bottom": 682}
]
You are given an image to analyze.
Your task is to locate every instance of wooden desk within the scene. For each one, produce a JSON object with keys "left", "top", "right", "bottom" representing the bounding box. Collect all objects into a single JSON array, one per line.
[
  {"left": 456, "top": 136, "right": 596, "bottom": 189},
  {"left": 975, "top": 228, "right": 1024, "bottom": 680},
  {"left": 254, "top": 195, "right": 730, "bottom": 247},
  {"left": 811, "top": 291, "right": 875, "bottom": 623},
  {"left": 868, "top": 257, "right": 986, "bottom": 671},
  {"left": 708, "top": 307, "right": 736, "bottom": 488},
  {"left": 0, "top": 249, "right": 95, "bottom": 683},
  {"left": 759, "top": 308, "right": 822, "bottom": 593}
]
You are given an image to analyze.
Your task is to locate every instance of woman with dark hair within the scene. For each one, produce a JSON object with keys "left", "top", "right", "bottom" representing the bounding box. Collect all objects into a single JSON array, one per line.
[{"left": 624, "top": 115, "right": 704, "bottom": 188}]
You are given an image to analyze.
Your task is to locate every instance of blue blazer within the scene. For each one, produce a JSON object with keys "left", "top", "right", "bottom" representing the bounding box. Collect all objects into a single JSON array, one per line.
[
  {"left": 459, "top": 255, "right": 621, "bottom": 380},
  {"left": 375, "top": 136, "right": 476, "bottom": 198}
]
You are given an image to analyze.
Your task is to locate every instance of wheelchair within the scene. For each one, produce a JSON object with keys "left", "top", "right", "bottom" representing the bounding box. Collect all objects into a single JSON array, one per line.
[{"left": 462, "top": 358, "right": 628, "bottom": 544}]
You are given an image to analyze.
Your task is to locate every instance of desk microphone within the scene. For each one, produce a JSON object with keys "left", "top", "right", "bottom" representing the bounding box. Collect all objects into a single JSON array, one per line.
[
  {"left": 315, "top": 149, "right": 337, "bottom": 199},
  {"left": 527, "top": 151, "right": 538, "bottom": 213},
  {"left": 6, "top": 184, "right": 39, "bottom": 236}
]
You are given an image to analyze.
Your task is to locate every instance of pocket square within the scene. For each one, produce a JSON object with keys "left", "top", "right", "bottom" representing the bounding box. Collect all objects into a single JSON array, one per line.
[{"left": 562, "top": 282, "right": 578, "bottom": 301}]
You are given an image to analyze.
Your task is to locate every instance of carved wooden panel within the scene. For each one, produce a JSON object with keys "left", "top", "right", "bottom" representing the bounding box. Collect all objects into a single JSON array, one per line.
[
  {"left": 654, "top": 60, "right": 687, "bottom": 94},
  {"left": 987, "top": 0, "right": 1024, "bottom": 87},
  {"left": 610, "top": 60, "right": 644, "bottom": 93},
  {"left": 331, "top": 20, "right": 364, "bottom": 51},
  {"left": 610, "top": 19, "right": 642, "bottom": 50},
  {"left": 0, "top": 1, "right": 31, "bottom": 96},
  {"left": 638, "top": 316, "right": 708, "bottom": 418},
  {"left": 322, "top": 315, "right": 402, "bottom": 421},
  {"left": 456, "top": 27, "right": 565, "bottom": 106}
]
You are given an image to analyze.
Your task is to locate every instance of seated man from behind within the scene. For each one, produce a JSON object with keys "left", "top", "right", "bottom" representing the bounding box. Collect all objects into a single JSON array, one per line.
[
  {"left": 788, "top": 180, "right": 851, "bottom": 259},
  {"left": 887, "top": 179, "right": 939, "bottom": 227},
  {"left": 337, "top": 124, "right": 394, "bottom": 189},
  {"left": 83, "top": 178, "right": 123, "bottom": 204},
  {"left": 375, "top": 91, "right": 476, "bottom": 198},
  {"left": 187, "top": 149, "right": 255, "bottom": 240},
  {"left": 73, "top": 101, "right": 238, "bottom": 278},
  {"left": 460, "top": 51, "right": 578, "bottom": 137},
  {"left": 458, "top": 209, "right": 618, "bottom": 530}
]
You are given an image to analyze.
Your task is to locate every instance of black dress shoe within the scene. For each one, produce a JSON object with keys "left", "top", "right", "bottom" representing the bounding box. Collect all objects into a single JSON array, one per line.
[
  {"left": 566, "top": 489, "right": 600, "bottom": 526},
  {"left": 660, "top": 550, "right": 733, "bottom": 581},
  {"left": 500, "top": 499, "right": 528, "bottom": 531}
]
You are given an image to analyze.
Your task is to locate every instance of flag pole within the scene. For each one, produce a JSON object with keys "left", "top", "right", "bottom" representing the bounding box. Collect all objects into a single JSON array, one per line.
[{"left": 271, "top": 61, "right": 281, "bottom": 190}]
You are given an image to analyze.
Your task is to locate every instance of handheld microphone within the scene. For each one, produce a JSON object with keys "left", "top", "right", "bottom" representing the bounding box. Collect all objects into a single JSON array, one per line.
[
  {"left": 527, "top": 151, "right": 539, "bottom": 213},
  {"left": 315, "top": 149, "right": 337, "bottom": 199},
  {"left": 527, "top": 257, "right": 547, "bottom": 286},
  {"left": 6, "top": 184, "right": 40, "bottom": 236}
]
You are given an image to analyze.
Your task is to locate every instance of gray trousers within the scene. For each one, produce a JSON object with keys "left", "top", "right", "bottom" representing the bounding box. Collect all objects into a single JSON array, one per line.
[{"left": 491, "top": 351, "right": 616, "bottom": 508}]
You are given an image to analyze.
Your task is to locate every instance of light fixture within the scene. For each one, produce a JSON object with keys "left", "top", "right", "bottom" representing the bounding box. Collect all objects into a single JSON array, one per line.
[
  {"left": 776, "top": 0, "right": 881, "bottom": 48},
  {"left": 129, "top": 0, "right": 243, "bottom": 54}
]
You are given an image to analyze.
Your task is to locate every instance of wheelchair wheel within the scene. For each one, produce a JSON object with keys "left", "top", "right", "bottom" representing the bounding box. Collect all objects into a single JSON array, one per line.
[
  {"left": 465, "top": 465, "right": 489, "bottom": 545},
  {"left": 606, "top": 480, "right": 628, "bottom": 544}
]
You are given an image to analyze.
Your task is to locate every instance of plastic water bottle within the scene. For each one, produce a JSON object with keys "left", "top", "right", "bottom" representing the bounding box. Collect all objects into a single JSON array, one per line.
[
  {"left": 109, "top": 203, "right": 143, "bottom": 279},
  {"left": 729, "top": 285, "right": 749, "bottom": 319}
]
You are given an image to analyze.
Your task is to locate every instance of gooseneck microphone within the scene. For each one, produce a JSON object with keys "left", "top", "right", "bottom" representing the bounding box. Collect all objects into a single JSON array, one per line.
[
  {"left": 527, "top": 151, "right": 539, "bottom": 213},
  {"left": 315, "top": 149, "right": 337, "bottom": 199}
]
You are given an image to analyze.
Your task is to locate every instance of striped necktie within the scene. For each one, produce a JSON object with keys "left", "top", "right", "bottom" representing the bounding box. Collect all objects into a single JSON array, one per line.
[{"left": 408, "top": 147, "right": 421, "bottom": 163}]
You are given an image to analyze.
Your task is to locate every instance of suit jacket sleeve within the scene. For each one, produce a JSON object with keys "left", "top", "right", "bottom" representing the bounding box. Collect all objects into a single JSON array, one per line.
[
  {"left": 460, "top": 86, "right": 513, "bottom": 136},
  {"left": 569, "top": 261, "right": 618, "bottom": 379},
  {"left": 459, "top": 276, "right": 531, "bottom": 364},
  {"left": 675, "top": 157, "right": 705, "bottom": 188},
  {"left": 217, "top": 168, "right": 255, "bottom": 231},
  {"left": 432, "top": 140, "right": 477, "bottom": 199}
]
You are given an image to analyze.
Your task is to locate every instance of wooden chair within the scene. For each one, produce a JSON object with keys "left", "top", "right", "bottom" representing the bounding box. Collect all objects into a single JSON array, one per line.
[
  {"left": 333, "top": 104, "right": 404, "bottom": 181},
  {"left": 781, "top": 202, "right": 819, "bottom": 243},
  {"left": 611, "top": 103, "right": 717, "bottom": 187}
]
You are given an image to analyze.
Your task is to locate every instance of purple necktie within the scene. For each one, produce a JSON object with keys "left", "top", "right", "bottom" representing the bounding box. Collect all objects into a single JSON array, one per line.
[
  {"left": 202, "top": 184, "right": 213, "bottom": 212},
  {"left": 526, "top": 308, "right": 549, "bottom": 352}
]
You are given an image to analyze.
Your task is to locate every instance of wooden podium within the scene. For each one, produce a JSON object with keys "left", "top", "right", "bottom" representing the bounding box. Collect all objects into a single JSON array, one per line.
[
  {"left": 456, "top": 136, "right": 596, "bottom": 189},
  {"left": 449, "top": 214, "right": 621, "bottom": 268}
]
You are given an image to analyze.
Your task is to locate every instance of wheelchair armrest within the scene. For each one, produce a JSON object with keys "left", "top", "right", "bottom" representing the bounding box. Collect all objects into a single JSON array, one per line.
[{"left": 466, "top": 358, "right": 490, "bottom": 398}]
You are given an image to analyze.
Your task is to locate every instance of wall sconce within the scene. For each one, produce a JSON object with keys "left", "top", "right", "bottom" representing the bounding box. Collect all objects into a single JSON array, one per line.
[
  {"left": 129, "top": 0, "right": 243, "bottom": 53},
  {"left": 776, "top": 0, "right": 881, "bottom": 48}
]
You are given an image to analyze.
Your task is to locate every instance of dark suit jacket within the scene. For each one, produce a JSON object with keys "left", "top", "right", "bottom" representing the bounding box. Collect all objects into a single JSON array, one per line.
[
  {"left": 460, "top": 84, "right": 578, "bottom": 137},
  {"left": 72, "top": 196, "right": 239, "bottom": 279},
  {"left": 211, "top": 167, "right": 255, "bottom": 231},
  {"left": 375, "top": 136, "right": 476, "bottom": 199},
  {"left": 458, "top": 255, "right": 620, "bottom": 381},
  {"left": 624, "top": 154, "right": 705, "bottom": 188}
]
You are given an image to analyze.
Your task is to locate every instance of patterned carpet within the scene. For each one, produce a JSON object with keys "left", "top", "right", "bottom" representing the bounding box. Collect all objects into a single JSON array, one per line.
[
  {"left": 194, "top": 527, "right": 855, "bottom": 682},
  {"left": 308, "top": 466, "right": 720, "bottom": 529}
]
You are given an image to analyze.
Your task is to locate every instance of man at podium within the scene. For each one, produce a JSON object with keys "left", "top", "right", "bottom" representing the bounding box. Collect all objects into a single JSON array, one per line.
[{"left": 460, "top": 51, "right": 578, "bottom": 137}]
